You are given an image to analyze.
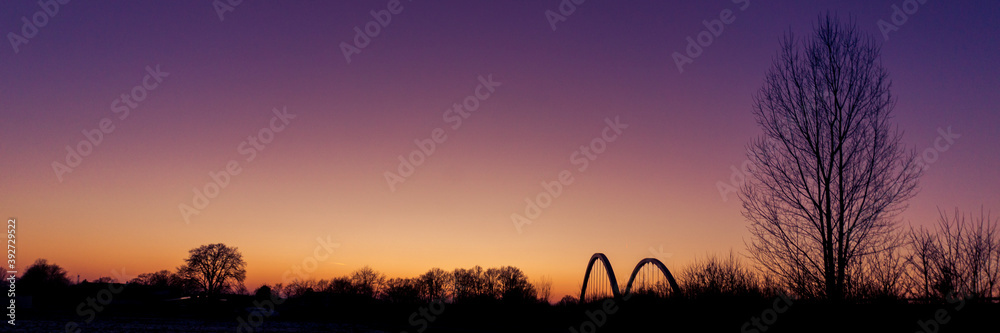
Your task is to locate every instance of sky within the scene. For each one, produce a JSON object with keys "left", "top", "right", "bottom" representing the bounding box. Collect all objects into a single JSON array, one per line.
[{"left": 1, "top": 0, "right": 998, "bottom": 302}]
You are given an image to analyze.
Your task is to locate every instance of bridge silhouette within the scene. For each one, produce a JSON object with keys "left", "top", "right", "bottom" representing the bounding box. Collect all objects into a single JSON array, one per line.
[{"left": 580, "top": 253, "right": 680, "bottom": 302}]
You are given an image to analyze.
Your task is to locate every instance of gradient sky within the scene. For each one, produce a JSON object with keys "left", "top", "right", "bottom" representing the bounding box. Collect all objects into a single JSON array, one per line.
[{"left": 2, "top": 0, "right": 998, "bottom": 302}]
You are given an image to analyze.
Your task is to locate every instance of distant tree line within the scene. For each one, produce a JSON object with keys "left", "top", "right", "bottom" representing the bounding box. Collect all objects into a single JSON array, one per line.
[
  {"left": 266, "top": 265, "right": 540, "bottom": 305},
  {"left": 12, "top": 209, "right": 998, "bottom": 308}
]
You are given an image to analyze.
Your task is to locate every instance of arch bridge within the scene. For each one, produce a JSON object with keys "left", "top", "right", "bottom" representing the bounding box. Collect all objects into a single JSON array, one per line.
[{"left": 580, "top": 253, "right": 680, "bottom": 302}]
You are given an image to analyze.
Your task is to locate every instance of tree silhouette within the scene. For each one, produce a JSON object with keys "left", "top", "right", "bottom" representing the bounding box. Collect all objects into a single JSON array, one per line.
[
  {"left": 483, "top": 267, "right": 501, "bottom": 299},
  {"left": 452, "top": 266, "right": 488, "bottom": 302},
  {"left": 536, "top": 275, "right": 553, "bottom": 303},
  {"left": 495, "top": 266, "right": 536, "bottom": 302},
  {"left": 326, "top": 276, "right": 356, "bottom": 295},
  {"left": 383, "top": 277, "right": 421, "bottom": 303},
  {"left": 680, "top": 251, "right": 775, "bottom": 299},
  {"left": 556, "top": 295, "right": 578, "bottom": 306},
  {"left": 350, "top": 266, "right": 386, "bottom": 299},
  {"left": 19, "top": 259, "right": 71, "bottom": 294},
  {"left": 742, "top": 14, "right": 921, "bottom": 301},
  {"left": 850, "top": 243, "right": 910, "bottom": 299},
  {"left": 285, "top": 279, "right": 319, "bottom": 298},
  {"left": 908, "top": 208, "right": 1000, "bottom": 299},
  {"left": 254, "top": 285, "right": 273, "bottom": 300},
  {"left": 178, "top": 243, "right": 247, "bottom": 296},
  {"left": 130, "top": 270, "right": 173, "bottom": 287},
  {"left": 93, "top": 276, "right": 117, "bottom": 284},
  {"left": 417, "top": 267, "right": 451, "bottom": 301}
]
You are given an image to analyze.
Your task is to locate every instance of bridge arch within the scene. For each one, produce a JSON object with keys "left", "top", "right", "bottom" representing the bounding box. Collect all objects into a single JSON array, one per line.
[
  {"left": 579, "top": 253, "right": 622, "bottom": 301},
  {"left": 623, "top": 258, "right": 681, "bottom": 296}
]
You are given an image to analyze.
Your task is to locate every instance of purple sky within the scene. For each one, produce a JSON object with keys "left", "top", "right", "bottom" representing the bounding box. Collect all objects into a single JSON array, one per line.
[{"left": 1, "top": 0, "right": 998, "bottom": 300}]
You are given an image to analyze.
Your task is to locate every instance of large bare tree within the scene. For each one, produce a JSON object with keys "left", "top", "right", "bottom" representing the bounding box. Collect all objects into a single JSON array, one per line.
[
  {"left": 742, "top": 15, "right": 921, "bottom": 301},
  {"left": 179, "top": 243, "right": 247, "bottom": 296}
]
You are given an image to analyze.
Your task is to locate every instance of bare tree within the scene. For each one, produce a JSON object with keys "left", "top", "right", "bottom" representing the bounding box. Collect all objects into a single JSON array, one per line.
[
  {"left": 452, "top": 267, "right": 482, "bottom": 302},
  {"left": 179, "top": 243, "right": 247, "bottom": 296},
  {"left": 495, "top": 266, "right": 536, "bottom": 302},
  {"left": 383, "top": 277, "right": 421, "bottom": 303},
  {"left": 680, "top": 251, "right": 777, "bottom": 299},
  {"left": 849, "top": 244, "right": 912, "bottom": 299},
  {"left": 483, "top": 267, "right": 502, "bottom": 299},
  {"left": 908, "top": 208, "right": 1000, "bottom": 299},
  {"left": 962, "top": 209, "right": 1000, "bottom": 299},
  {"left": 130, "top": 269, "right": 196, "bottom": 293},
  {"left": 908, "top": 225, "right": 938, "bottom": 299},
  {"left": 556, "top": 295, "right": 579, "bottom": 306},
  {"left": 417, "top": 267, "right": 451, "bottom": 301},
  {"left": 285, "top": 278, "right": 319, "bottom": 298},
  {"left": 536, "top": 275, "right": 553, "bottom": 303},
  {"left": 93, "top": 276, "right": 117, "bottom": 284},
  {"left": 130, "top": 270, "right": 172, "bottom": 286},
  {"left": 18, "top": 259, "right": 72, "bottom": 296},
  {"left": 350, "top": 266, "right": 387, "bottom": 299},
  {"left": 742, "top": 14, "right": 921, "bottom": 301}
]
